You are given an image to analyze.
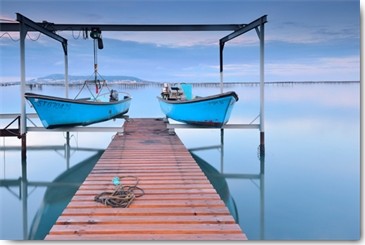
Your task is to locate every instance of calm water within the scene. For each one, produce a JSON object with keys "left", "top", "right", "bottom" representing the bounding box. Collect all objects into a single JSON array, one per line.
[{"left": 0, "top": 82, "right": 360, "bottom": 240}]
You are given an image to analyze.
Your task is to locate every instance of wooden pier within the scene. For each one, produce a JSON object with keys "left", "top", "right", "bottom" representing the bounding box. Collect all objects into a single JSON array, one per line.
[{"left": 45, "top": 118, "right": 246, "bottom": 240}]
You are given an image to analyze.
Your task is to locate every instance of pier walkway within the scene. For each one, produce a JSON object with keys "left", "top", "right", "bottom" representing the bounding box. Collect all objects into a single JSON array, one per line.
[{"left": 45, "top": 118, "right": 246, "bottom": 240}]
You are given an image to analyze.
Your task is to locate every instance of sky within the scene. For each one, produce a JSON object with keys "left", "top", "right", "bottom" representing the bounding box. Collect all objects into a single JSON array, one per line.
[{"left": 0, "top": 0, "right": 361, "bottom": 83}]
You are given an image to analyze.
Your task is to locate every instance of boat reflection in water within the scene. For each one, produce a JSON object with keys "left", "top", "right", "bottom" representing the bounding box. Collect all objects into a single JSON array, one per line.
[
  {"left": 188, "top": 129, "right": 265, "bottom": 239},
  {"left": 28, "top": 150, "right": 103, "bottom": 240},
  {"left": 0, "top": 139, "right": 103, "bottom": 240},
  {"left": 189, "top": 151, "right": 239, "bottom": 223}
]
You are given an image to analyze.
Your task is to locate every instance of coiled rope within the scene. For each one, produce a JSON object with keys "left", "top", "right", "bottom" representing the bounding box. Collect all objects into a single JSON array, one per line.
[{"left": 94, "top": 176, "right": 144, "bottom": 208}]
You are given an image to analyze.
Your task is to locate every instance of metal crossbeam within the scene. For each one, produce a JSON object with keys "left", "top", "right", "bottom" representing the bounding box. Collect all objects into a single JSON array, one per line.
[
  {"left": 220, "top": 15, "right": 267, "bottom": 44},
  {"left": 0, "top": 113, "right": 38, "bottom": 119},
  {"left": 1, "top": 22, "right": 244, "bottom": 32},
  {"left": 27, "top": 126, "right": 124, "bottom": 132},
  {"left": 166, "top": 123, "right": 260, "bottom": 129},
  {"left": 43, "top": 24, "right": 244, "bottom": 32},
  {"left": 16, "top": 13, "right": 66, "bottom": 43},
  {"left": 16, "top": 13, "right": 68, "bottom": 54}
]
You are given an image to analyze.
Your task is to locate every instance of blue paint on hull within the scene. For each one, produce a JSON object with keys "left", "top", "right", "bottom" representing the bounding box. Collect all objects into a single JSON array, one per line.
[
  {"left": 157, "top": 91, "right": 238, "bottom": 127},
  {"left": 25, "top": 93, "right": 131, "bottom": 129}
]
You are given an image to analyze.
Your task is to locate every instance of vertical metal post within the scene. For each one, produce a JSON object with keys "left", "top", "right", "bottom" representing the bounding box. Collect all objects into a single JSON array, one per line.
[
  {"left": 64, "top": 51, "right": 69, "bottom": 150},
  {"left": 219, "top": 42, "right": 224, "bottom": 93},
  {"left": 19, "top": 22, "right": 28, "bottom": 159},
  {"left": 19, "top": 22, "right": 27, "bottom": 136},
  {"left": 65, "top": 53, "right": 69, "bottom": 98},
  {"left": 259, "top": 22, "right": 265, "bottom": 156}
]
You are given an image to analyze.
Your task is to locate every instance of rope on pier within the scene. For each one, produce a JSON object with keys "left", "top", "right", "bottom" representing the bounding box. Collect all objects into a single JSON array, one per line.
[{"left": 94, "top": 176, "right": 144, "bottom": 208}]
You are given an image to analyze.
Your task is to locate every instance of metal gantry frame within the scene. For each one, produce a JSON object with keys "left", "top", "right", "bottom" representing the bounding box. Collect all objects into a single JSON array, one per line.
[
  {"left": 0, "top": 13, "right": 267, "bottom": 155},
  {"left": 16, "top": 13, "right": 69, "bottom": 137},
  {"left": 220, "top": 16, "right": 266, "bottom": 154}
]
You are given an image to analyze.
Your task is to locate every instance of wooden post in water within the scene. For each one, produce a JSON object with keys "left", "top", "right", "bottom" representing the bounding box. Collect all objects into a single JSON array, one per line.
[
  {"left": 259, "top": 152, "right": 265, "bottom": 239},
  {"left": 21, "top": 134, "right": 26, "bottom": 160},
  {"left": 21, "top": 156, "right": 28, "bottom": 239},
  {"left": 65, "top": 132, "right": 70, "bottom": 169}
]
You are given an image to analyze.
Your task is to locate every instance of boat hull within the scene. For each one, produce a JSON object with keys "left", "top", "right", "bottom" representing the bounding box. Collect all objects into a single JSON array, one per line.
[
  {"left": 25, "top": 93, "right": 131, "bottom": 129},
  {"left": 157, "top": 91, "right": 238, "bottom": 127}
]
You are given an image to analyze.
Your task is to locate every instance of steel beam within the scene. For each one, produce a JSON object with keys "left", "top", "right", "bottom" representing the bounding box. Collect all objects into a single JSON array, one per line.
[
  {"left": 1, "top": 22, "right": 244, "bottom": 32},
  {"left": 166, "top": 123, "right": 260, "bottom": 129},
  {"left": 0, "top": 129, "right": 20, "bottom": 137},
  {"left": 16, "top": 13, "right": 67, "bottom": 55},
  {"left": 49, "top": 24, "right": 244, "bottom": 32},
  {"left": 220, "top": 15, "right": 267, "bottom": 44},
  {"left": 27, "top": 126, "right": 124, "bottom": 133},
  {"left": 0, "top": 113, "right": 38, "bottom": 119}
]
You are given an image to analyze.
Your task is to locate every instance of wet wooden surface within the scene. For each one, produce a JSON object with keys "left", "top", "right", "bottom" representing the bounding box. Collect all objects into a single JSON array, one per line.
[{"left": 45, "top": 118, "right": 246, "bottom": 240}]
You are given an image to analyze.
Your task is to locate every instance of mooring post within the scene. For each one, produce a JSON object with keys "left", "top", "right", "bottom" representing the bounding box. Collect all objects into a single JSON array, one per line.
[
  {"left": 65, "top": 131, "right": 70, "bottom": 169},
  {"left": 21, "top": 156, "right": 28, "bottom": 239},
  {"left": 21, "top": 134, "right": 26, "bottom": 160},
  {"left": 259, "top": 152, "right": 265, "bottom": 239}
]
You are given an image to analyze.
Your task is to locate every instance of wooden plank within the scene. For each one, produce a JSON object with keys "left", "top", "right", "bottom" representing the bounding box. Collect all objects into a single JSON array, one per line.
[
  {"left": 59, "top": 207, "right": 232, "bottom": 216},
  {"left": 48, "top": 223, "right": 243, "bottom": 235},
  {"left": 46, "top": 233, "right": 247, "bottom": 240},
  {"left": 66, "top": 199, "right": 226, "bottom": 208},
  {"left": 45, "top": 118, "right": 246, "bottom": 240},
  {"left": 70, "top": 193, "right": 221, "bottom": 201},
  {"left": 54, "top": 215, "right": 237, "bottom": 225}
]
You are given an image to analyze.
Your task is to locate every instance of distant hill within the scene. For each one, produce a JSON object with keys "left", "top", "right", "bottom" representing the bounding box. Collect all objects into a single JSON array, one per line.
[{"left": 36, "top": 74, "right": 145, "bottom": 83}]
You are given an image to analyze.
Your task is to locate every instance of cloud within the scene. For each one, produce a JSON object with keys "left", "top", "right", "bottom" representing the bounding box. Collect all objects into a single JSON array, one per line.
[
  {"left": 266, "top": 56, "right": 360, "bottom": 81},
  {"left": 268, "top": 20, "right": 359, "bottom": 44},
  {"left": 185, "top": 55, "right": 360, "bottom": 82},
  {"left": 103, "top": 32, "right": 230, "bottom": 48},
  {"left": 0, "top": 14, "right": 17, "bottom": 22},
  {"left": 265, "top": 81, "right": 360, "bottom": 108}
]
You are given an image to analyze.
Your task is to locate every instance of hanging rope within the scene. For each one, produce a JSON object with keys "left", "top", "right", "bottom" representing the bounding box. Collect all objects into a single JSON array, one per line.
[
  {"left": 74, "top": 28, "right": 115, "bottom": 101},
  {"left": 93, "top": 38, "right": 99, "bottom": 93},
  {"left": 94, "top": 176, "right": 144, "bottom": 208}
]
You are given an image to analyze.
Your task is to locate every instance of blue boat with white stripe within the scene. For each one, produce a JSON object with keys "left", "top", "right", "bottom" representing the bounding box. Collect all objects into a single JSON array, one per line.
[
  {"left": 157, "top": 83, "right": 238, "bottom": 127},
  {"left": 25, "top": 90, "right": 131, "bottom": 129}
]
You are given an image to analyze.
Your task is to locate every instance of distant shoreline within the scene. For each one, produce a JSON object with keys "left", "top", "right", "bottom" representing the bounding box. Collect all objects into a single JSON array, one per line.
[{"left": 0, "top": 80, "right": 360, "bottom": 87}]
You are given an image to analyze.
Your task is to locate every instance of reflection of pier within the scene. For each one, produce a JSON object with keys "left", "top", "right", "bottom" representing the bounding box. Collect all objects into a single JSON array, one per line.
[
  {"left": 189, "top": 129, "right": 265, "bottom": 239},
  {"left": 0, "top": 140, "right": 103, "bottom": 239}
]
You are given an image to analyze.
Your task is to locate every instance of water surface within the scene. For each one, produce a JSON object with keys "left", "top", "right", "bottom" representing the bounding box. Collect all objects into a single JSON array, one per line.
[{"left": 0, "top": 82, "right": 360, "bottom": 240}]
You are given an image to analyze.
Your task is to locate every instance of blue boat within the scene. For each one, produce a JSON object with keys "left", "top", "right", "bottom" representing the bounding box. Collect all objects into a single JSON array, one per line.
[
  {"left": 157, "top": 84, "right": 238, "bottom": 127},
  {"left": 25, "top": 90, "right": 131, "bottom": 129}
]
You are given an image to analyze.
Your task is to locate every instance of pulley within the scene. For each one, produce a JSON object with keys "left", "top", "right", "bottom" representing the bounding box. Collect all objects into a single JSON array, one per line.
[{"left": 90, "top": 28, "right": 103, "bottom": 49}]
